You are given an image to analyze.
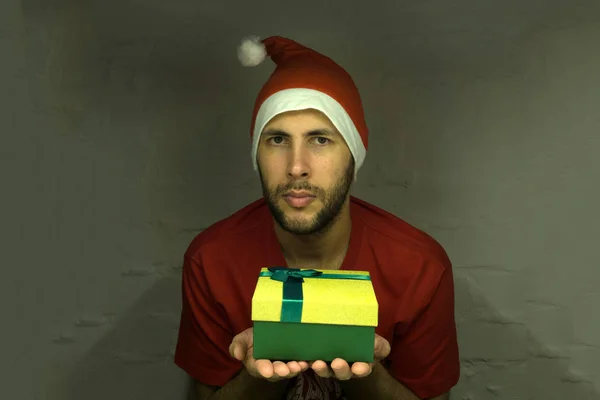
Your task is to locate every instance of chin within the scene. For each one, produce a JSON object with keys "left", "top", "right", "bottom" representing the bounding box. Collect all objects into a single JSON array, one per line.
[
  {"left": 279, "top": 207, "right": 315, "bottom": 223},
  {"left": 282, "top": 210, "right": 315, "bottom": 225},
  {"left": 280, "top": 219, "right": 320, "bottom": 235}
]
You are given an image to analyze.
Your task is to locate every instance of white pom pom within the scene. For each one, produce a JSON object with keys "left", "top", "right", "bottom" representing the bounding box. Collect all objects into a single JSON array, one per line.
[{"left": 237, "top": 35, "right": 267, "bottom": 67}]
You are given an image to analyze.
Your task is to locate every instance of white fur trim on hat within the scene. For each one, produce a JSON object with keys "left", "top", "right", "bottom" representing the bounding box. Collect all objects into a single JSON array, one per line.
[{"left": 251, "top": 88, "right": 366, "bottom": 178}]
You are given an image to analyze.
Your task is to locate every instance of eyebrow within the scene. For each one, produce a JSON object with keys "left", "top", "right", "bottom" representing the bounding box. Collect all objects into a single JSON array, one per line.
[{"left": 262, "top": 128, "right": 336, "bottom": 137}]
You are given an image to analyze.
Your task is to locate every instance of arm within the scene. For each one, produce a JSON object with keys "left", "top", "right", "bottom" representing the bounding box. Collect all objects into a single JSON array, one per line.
[
  {"left": 176, "top": 255, "right": 298, "bottom": 400},
  {"left": 175, "top": 256, "right": 266, "bottom": 397},
  {"left": 195, "top": 369, "right": 290, "bottom": 400}
]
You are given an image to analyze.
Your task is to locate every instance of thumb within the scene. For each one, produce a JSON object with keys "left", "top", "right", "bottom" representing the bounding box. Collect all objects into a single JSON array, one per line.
[
  {"left": 374, "top": 335, "right": 391, "bottom": 360},
  {"left": 229, "top": 336, "right": 247, "bottom": 361},
  {"left": 229, "top": 328, "right": 253, "bottom": 361}
]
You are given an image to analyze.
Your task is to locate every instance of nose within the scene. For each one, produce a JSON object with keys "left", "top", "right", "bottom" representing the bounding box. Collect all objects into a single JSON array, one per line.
[{"left": 286, "top": 146, "right": 311, "bottom": 180}]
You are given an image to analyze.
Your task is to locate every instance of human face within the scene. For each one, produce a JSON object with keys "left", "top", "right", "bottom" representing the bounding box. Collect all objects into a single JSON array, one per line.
[{"left": 256, "top": 109, "right": 355, "bottom": 236}]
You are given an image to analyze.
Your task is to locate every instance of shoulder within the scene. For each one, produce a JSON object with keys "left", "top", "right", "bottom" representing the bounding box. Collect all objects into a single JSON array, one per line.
[
  {"left": 350, "top": 196, "right": 453, "bottom": 316},
  {"left": 351, "top": 196, "right": 451, "bottom": 273},
  {"left": 184, "top": 198, "right": 270, "bottom": 262}
]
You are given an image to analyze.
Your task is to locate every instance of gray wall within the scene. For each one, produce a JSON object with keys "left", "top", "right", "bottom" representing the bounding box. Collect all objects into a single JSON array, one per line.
[{"left": 2, "top": 0, "right": 599, "bottom": 399}]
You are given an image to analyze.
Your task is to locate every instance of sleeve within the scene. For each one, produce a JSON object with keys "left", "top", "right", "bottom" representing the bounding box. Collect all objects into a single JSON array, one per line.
[
  {"left": 386, "top": 266, "right": 460, "bottom": 399},
  {"left": 174, "top": 255, "right": 242, "bottom": 387}
]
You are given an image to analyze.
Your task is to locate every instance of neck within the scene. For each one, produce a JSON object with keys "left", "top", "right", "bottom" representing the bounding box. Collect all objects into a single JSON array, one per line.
[{"left": 273, "top": 200, "right": 352, "bottom": 270}]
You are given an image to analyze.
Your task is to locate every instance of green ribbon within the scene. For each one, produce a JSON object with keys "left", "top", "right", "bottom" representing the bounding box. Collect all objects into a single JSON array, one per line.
[{"left": 259, "top": 266, "right": 371, "bottom": 323}]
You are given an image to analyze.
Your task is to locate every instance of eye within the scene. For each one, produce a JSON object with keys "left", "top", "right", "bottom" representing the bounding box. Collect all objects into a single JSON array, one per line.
[
  {"left": 314, "top": 137, "right": 330, "bottom": 145},
  {"left": 269, "top": 136, "right": 285, "bottom": 145}
]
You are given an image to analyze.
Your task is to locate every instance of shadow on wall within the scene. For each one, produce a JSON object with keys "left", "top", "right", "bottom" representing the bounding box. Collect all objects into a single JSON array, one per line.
[
  {"left": 453, "top": 273, "right": 599, "bottom": 400},
  {"left": 49, "top": 274, "right": 192, "bottom": 400}
]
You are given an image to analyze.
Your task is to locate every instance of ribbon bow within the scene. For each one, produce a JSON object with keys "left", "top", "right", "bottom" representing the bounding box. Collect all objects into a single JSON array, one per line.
[{"left": 267, "top": 266, "right": 323, "bottom": 283}]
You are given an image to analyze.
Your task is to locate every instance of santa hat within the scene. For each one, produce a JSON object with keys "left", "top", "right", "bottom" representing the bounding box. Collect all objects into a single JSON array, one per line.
[{"left": 237, "top": 35, "right": 368, "bottom": 177}]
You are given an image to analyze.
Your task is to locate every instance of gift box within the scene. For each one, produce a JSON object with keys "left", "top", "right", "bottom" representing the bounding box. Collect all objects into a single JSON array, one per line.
[{"left": 251, "top": 266, "right": 378, "bottom": 363}]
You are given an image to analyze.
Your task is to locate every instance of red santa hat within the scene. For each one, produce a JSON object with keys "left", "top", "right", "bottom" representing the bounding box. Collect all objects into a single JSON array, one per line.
[{"left": 237, "top": 35, "right": 369, "bottom": 177}]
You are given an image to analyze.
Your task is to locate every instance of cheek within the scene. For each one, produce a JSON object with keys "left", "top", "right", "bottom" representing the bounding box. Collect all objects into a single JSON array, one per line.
[
  {"left": 258, "top": 160, "right": 285, "bottom": 187},
  {"left": 322, "top": 160, "right": 351, "bottom": 187},
  {"left": 318, "top": 157, "right": 344, "bottom": 177},
  {"left": 258, "top": 151, "right": 278, "bottom": 171},
  {"left": 263, "top": 163, "right": 285, "bottom": 181},
  {"left": 259, "top": 148, "right": 284, "bottom": 167}
]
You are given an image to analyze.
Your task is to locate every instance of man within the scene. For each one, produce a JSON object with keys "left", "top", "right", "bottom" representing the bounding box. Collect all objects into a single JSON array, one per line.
[{"left": 174, "top": 35, "right": 460, "bottom": 400}]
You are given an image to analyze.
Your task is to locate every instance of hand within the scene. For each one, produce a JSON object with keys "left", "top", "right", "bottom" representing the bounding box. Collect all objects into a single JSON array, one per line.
[
  {"left": 311, "top": 333, "right": 391, "bottom": 380},
  {"left": 229, "top": 327, "right": 310, "bottom": 382}
]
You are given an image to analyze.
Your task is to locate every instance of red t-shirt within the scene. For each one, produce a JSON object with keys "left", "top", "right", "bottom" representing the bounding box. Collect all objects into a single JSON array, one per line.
[{"left": 174, "top": 196, "right": 460, "bottom": 399}]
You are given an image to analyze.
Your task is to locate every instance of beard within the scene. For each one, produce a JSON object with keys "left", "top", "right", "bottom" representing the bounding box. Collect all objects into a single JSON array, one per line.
[{"left": 258, "top": 157, "right": 355, "bottom": 236}]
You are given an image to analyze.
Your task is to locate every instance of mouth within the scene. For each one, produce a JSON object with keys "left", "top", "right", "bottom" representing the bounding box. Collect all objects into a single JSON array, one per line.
[{"left": 283, "top": 191, "right": 316, "bottom": 208}]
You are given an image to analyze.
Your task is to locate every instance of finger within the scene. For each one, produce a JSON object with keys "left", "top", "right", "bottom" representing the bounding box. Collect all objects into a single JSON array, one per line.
[
  {"left": 243, "top": 328, "right": 254, "bottom": 347},
  {"left": 229, "top": 329, "right": 253, "bottom": 361},
  {"left": 374, "top": 335, "right": 391, "bottom": 360},
  {"left": 228, "top": 340, "right": 246, "bottom": 361},
  {"left": 351, "top": 362, "right": 371, "bottom": 377},
  {"left": 255, "top": 359, "right": 275, "bottom": 379},
  {"left": 331, "top": 358, "right": 352, "bottom": 380},
  {"left": 286, "top": 361, "right": 302, "bottom": 375},
  {"left": 297, "top": 361, "right": 310, "bottom": 371},
  {"left": 272, "top": 361, "right": 291, "bottom": 378},
  {"left": 311, "top": 360, "right": 333, "bottom": 378}
]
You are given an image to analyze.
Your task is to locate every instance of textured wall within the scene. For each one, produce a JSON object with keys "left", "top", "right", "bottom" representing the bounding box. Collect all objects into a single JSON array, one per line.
[{"left": 2, "top": 0, "right": 600, "bottom": 399}]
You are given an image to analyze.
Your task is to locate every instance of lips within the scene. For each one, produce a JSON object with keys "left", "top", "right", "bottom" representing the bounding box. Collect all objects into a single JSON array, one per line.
[{"left": 283, "top": 192, "right": 315, "bottom": 208}]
